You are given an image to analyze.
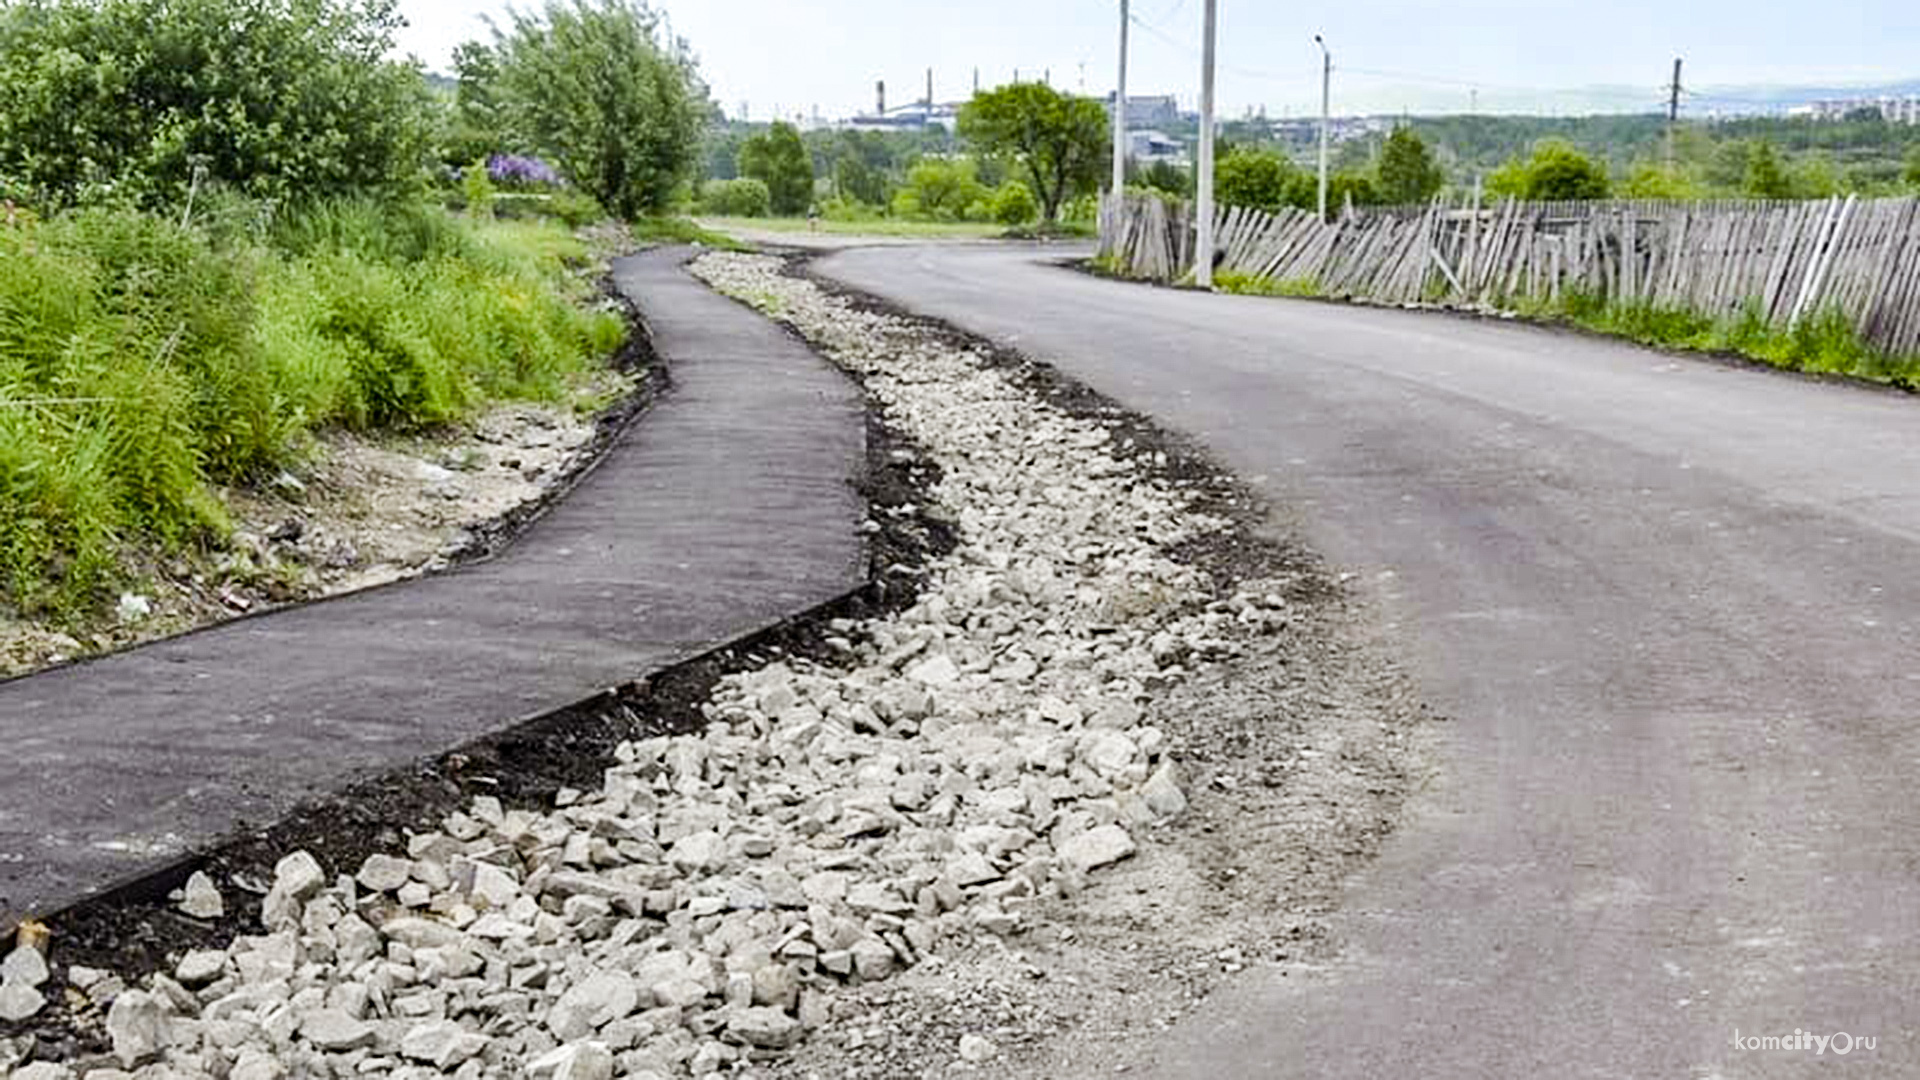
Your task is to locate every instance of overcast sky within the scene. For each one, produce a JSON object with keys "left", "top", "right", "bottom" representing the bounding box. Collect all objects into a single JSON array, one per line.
[{"left": 396, "top": 0, "right": 1920, "bottom": 120}]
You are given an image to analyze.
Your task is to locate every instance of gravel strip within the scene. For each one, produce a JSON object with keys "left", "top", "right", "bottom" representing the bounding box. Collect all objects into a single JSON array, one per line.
[{"left": 2, "top": 252, "right": 1419, "bottom": 1079}]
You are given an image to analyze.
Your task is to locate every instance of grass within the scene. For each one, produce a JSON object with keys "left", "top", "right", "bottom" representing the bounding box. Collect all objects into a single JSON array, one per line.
[
  {"left": 1534, "top": 290, "right": 1919, "bottom": 386},
  {"left": 698, "top": 215, "right": 1009, "bottom": 240},
  {"left": 0, "top": 199, "right": 625, "bottom": 619},
  {"left": 1214, "top": 270, "right": 1323, "bottom": 298},
  {"left": 631, "top": 216, "right": 755, "bottom": 252}
]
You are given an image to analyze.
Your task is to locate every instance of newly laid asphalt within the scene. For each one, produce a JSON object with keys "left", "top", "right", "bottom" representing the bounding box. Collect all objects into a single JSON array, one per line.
[
  {"left": 817, "top": 244, "right": 1920, "bottom": 1077},
  {"left": 0, "top": 247, "right": 867, "bottom": 930}
]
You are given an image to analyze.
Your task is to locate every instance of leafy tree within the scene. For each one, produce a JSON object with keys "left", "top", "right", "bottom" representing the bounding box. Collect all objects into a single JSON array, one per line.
[
  {"left": 892, "top": 157, "right": 987, "bottom": 220},
  {"left": 1483, "top": 140, "right": 1609, "bottom": 201},
  {"left": 1523, "top": 140, "right": 1610, "bottom": 200},
  {"left": 1377, "top": 126, "right": 1444, "bottom": 204},
  {"left": 0, "top": 0, "right": 429, "bottom": 208},
  {"left": 1214, "top": 148, "right": 1298, "bottom": 211},
  {"left": 1907, "top": 147, "right": 1920, "bottom": 190},
  {"left": 438, "top": 41, "right": 509, "bottom": 166},
  {"left": 958, "top": 83, "right": 1109, "bottom": 223},
  {"left": 1327, "top": 172, "right": 1380, "bottom": 213},
  {"left": 737, "top": 122, "right": 815, "bottom": 216},
  {"left": 488, "top": 0, "right": 705, "bottom": 218},
  {"left": 1744, "top": 140, "right": 1792, "bottom": 199}
]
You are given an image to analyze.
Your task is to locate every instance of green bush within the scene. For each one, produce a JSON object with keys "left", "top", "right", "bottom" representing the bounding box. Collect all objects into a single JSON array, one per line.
[
  {"left": 989, "top": 182, "right": 1037, "bottom": 226},
  {"left": 700, "top": 178, "right": 772, "bottom": 218}
]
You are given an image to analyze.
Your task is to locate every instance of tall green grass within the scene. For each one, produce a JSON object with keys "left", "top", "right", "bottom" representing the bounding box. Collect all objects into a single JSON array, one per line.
[{"left": 0, "top": 199, "right": 624, "bottom": 618}]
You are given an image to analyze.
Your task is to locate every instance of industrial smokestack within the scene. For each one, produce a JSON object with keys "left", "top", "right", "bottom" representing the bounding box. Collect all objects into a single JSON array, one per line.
[
  {"left": 876, "top": 80, "right": 886, "bottom": 115},
  {"left": 926, "top": 68, "right": 934, "bottom": 115}
]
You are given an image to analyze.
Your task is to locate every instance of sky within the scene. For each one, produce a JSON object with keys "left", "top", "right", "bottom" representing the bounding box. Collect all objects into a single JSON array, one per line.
[{"left": 395, "top": 0, "right": 1920, "bottom": 121}]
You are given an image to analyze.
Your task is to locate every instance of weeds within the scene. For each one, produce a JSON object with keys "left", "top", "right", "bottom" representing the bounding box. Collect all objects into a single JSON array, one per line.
[
  {"left": 1214, "top": 270, "right": 1323, "bottom": 298},
  {"left": 0, "top": 199, "right": 624, "bottom": 620}
]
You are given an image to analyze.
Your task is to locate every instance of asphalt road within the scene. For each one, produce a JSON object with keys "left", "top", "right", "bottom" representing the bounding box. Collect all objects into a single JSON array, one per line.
[
  {"left": 815, "top": 244, "right": 1920, "bottom": 1077},
  {"left": 0, "top": 248, "right": 866, "bottom": 930}
]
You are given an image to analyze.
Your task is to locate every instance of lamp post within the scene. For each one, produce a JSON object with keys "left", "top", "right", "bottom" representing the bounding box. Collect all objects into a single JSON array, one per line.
[{"left": 1314, "top": 34, "right": 1330, "bottom": 222}]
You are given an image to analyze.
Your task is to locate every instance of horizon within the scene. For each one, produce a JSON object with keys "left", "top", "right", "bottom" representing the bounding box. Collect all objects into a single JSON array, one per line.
[{"left": 396, "top": 0, "right": 1920, "bottom": 122}]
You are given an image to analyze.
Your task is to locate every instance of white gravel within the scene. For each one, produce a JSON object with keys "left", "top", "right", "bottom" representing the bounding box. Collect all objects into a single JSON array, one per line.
[{"left": 14, "top": 252, "right": 1302, "bottom": 1079}]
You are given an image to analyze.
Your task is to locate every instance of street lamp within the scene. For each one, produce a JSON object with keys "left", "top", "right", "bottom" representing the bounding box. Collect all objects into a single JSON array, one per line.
[{"left": 1314, "top": 34, "right": 1330, "bottom": 222}]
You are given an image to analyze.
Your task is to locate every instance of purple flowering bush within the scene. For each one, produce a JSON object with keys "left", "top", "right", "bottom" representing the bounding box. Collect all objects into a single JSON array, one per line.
[{"left": 487, "top": 154, "right": 563, "bottom": 190}]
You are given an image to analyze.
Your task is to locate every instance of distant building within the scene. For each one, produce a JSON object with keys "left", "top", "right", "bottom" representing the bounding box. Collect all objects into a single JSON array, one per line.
[
  {"left": 1126, "top": 130, "right": 1187, "bottom": 165},
  {"left": 843, "top": 101, "right": 964, "bottom": 132},
  {"left": 1793, "top": 96, "right": 1920, "bottom": 124},
  {"left": 1106, "top": 93, "right": 1181, "bottom": 129}
]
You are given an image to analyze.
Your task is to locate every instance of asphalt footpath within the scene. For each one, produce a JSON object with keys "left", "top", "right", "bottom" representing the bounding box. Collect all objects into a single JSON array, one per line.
[{"left": 0, "top": 246, "right": 867, "bottom": 930}]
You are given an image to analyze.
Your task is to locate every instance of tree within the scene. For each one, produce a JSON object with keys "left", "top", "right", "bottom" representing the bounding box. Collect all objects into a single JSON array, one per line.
[
  {"left": 0, "top": 0, "right": 429, "bottom": 208},
  {"left": 1523, "top": 140, "right": 1610, "bottom": 200},
  {"left": 1377, "top": 126, "right": 1444, "bottom": 204},
  {"left": 1214, "top": 148, "right": 1298, "bottom": 211},
  {"left": 891, "top": 157, "right": 988, "bottom": 220},
  {"left": 737, "top": 122, "right": 815, "bottom": 216},
  {"left": 489, "top": 0, "right": 705, "bottom": 219},
  {"left": 1484, "top": 140, "right": 1609, "bottom": 201},
  {"left": 1907, "top": 147, "right": 1920, "bottom": 190},
  {"left": 958, "top": 83, "right": 1108, "bottom": 223},
  {"left": 1744, "top": 140, "right": 1792, "bottom": 199}
]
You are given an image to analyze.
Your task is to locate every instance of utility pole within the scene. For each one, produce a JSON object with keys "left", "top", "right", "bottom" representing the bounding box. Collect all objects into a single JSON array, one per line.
[
  {"left": 1113, "top": 0, "right": 1129, "bottom": 199},
  {"left": 1195, "top": 0, "right": 1218, "bottom": 289},
  {"left": 1314, "top": 34, "right": 1331, "bottom": 222},
  {"left": 1666, "top": 58, "right": 1684, "bottom": 168}
]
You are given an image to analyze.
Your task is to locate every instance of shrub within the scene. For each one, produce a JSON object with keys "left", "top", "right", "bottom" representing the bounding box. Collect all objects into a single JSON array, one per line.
[
  {"left": 700, "top": 178, "right": 773, "bottom": 218},
  {"left": 989, "top": 182, "right": 1038, "bottom": 226}
]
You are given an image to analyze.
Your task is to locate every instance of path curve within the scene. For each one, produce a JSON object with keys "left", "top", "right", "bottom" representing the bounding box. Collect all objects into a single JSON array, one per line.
[
  {"left": 815, "top": 243, "right": 1920, "bottom": 1078},
  {"left": 0, "top": 247, "right": 867, "bottom": 929}
]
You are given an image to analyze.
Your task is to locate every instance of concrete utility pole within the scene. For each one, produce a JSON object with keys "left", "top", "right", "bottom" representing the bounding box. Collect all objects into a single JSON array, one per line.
[
  {"left": 1195, "top": 0, "right": 1218, "bottom": 289},
  {"left": 1113, "top": 0, "right": 1129, "bottom": 198},
  {"left": 1315, "top": 34, "right": 1331, "bottom": 222},
  {"left": 1666, "top": 58, "right": 1684, "bottom": 168}
]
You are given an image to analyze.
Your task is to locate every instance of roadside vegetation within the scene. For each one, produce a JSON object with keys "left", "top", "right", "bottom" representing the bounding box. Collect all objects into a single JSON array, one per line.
[
  {"left": 0, "top": 0, "right": 725, "bottom": 626},
  {"left": 696, "top": 83, "right": 1108, "bottom": 235}
]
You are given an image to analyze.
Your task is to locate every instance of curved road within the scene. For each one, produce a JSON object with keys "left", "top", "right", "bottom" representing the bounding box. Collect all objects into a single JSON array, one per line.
[{"left": 815, "top": 244, "right": 1920, "bottom": 1077}]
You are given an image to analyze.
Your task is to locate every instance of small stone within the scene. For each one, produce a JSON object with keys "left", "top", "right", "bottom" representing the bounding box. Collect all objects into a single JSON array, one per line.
[
  {"left": 230, "top": 1050, "right": 286, "bottom": 1080},
  {"left": 527, "top": 1041, "right": 615, "bottom": 1080},
  {"left": 356, "top": 853, "right": 413, "bottom": 893},
  {"left": 2, "top": 942, "right": 48, "bottom": 987},
  {"left": 1141, "top": 763, "right": 1189, "bottom": 818},
  {"left": 1057, "top": 823, "right": 1137, "bottom": 872},
  {"left": 401, "top": 1019, "right": 489, "bottom": 1068},
  {"left": 727, "top": 1005, "right": 802, "bottom": 1049},
  {"left": 959, "top": 1033, "right": 998, "bottom": 1062},
  {"left": 175, "top": 949, "right": 227, "bottom": 986},
  {"left": 906, "top": 654, "right": 960, "bottom": 686},
  {"left": 67, "top": 964, "right": 108, "bottom": 990},
  {"left": 547, "top": 970, "right": 637, "bottom": 1039},
  {"left": 11, "top": 1064, "right": 74, "bottom": 1080},
  {"left": 667, "top": 831, "right": 727, "bottom": 875},
  {"left": 272, "top": 850, "right": 327, "bottom": 900},
  {"left": 850, "top": 938, "right": 895, "bottom": 981},
  {"left": 178, "top": 871, "right": 225, "bottom": 920},
  {"left": 105, "top": 990, "right": 170, "bottom": 1066},
  {"left": 0, "top": 979, "right": 43, "bottom": 1022},
  {"left": 300, "top": 1007, "right": 376, "bottom": 1051}
]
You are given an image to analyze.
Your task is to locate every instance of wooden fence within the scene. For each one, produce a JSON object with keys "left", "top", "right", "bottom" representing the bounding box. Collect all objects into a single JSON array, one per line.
[{"left": 1098, "top": 192, "right": 1920, "bottom": 357}]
